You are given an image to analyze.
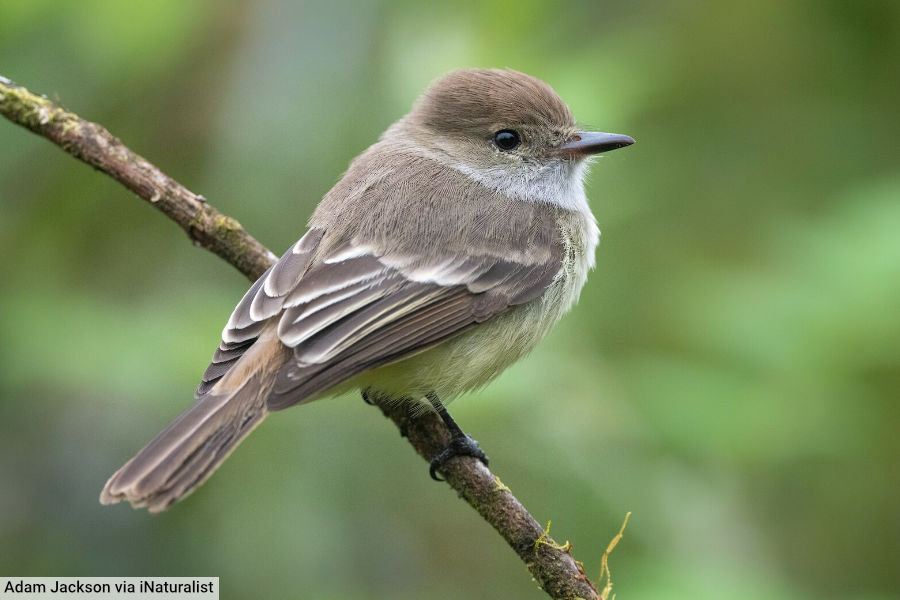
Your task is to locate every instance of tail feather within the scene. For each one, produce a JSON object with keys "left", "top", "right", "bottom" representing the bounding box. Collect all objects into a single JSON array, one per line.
[{"left": 100, "top": 376, "right": 269, "bottom": 513}]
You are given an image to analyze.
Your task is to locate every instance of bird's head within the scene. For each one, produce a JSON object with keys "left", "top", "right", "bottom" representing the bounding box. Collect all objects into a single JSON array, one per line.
[{"left": 386, "top": 68, "right": 634, "bottom": 204}]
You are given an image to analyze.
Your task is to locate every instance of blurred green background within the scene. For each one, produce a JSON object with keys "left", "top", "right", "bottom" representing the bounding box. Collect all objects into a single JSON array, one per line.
[{"left": 1, "top": 1, "right": 898, "bottom": 598}]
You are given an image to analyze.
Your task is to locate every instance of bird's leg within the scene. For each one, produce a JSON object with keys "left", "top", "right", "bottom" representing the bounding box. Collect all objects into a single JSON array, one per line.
[{"left": 426, "top": 392, "right": 489, "bottom": 481}]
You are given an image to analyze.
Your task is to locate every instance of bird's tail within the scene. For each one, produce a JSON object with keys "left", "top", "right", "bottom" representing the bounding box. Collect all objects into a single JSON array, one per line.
[{"left": 100, "top": 370, "right": 275, "bottom": 513}]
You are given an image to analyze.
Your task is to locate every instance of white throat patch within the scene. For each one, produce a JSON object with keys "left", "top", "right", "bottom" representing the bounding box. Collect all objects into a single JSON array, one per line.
[{"left": 448, "top": 157, "right": 592, "bottom": 214}]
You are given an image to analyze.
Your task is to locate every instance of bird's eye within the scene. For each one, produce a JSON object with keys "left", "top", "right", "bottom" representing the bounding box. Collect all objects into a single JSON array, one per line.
[{"left": 493, "top": 129, "right": 520, "bottom": 151}]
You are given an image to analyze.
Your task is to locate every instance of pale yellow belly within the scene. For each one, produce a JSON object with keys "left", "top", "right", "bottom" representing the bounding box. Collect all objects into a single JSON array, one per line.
[{"left": 352, "top": 266, "right": 581, "bottom": 403}]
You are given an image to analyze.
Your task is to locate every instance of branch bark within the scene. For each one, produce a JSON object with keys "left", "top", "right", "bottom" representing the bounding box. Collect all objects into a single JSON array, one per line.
[{"left": 1, "top": 76, "right": 603, "bottom": 600}]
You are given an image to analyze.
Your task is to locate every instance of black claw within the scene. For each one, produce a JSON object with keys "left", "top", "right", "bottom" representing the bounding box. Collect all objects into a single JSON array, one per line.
[
  {"left": 429, "top": 434, "right": 489, "bottom": 481},
  {"left": 362, "top": 389, "right": 375, "bottom": 405}
]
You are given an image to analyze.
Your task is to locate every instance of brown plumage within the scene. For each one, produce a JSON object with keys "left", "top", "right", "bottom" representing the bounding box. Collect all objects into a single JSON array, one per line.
[
  {"left": 100, "top": 68, "right": 632, "bottom": 512},
  {"left": 409, "top": 68, "right": 576, "bottom": 138}
]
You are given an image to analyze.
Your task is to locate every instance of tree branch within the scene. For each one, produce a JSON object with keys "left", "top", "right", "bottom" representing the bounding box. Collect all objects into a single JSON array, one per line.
[
  {"left": 0, "top": 75, "right": 274, "bottom": 281},
  {"left": 1, "top": 76, "right": 604, "bottom": 600}
]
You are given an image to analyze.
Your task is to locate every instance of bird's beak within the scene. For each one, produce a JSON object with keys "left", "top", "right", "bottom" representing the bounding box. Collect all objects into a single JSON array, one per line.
[{"left": 554, "top": 131, "right": 635, "bottom": 159}]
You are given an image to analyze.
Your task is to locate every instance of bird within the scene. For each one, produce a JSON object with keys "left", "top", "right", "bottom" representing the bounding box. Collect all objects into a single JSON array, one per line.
[{"left": 100, "top": 68, "right": 634, "bottom": 512}]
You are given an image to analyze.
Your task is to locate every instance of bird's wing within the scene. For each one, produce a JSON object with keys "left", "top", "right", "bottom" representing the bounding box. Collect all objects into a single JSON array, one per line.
[{"left": 196, "top": 224, "right": 564, "bottom": 409}]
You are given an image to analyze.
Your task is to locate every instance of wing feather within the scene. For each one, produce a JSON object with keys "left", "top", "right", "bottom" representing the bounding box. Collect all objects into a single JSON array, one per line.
[
  {"left": 284, "top": 254, "right": 385, "bottom": 307},
  {"left": 196, "top": 220, "right": 564, "bottom": 408},
  {"left": 278, "top": 273, "right": 405, "bottom": 347},
  {"left": 292, "top": 284, "right": 447, "bottom": 364},
  {"left": 197, "top": 229, "right": 323, "bottom": 396},
  {"left": 268, "top": 292, "right": 479, "bottom": 408}
]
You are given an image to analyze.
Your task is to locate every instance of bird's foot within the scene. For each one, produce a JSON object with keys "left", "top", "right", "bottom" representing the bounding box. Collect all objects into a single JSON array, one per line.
[
  {"left": 425, "top": 392, "right": 490, "bottom": 481},
  {"left": 429, "top": 432, "right": 489, "bottom": 481}
]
